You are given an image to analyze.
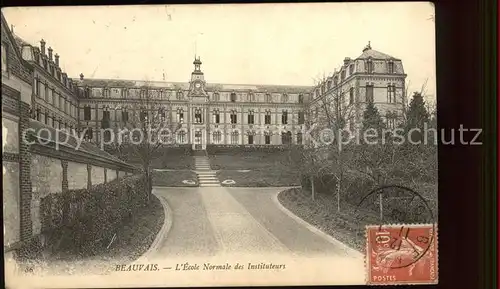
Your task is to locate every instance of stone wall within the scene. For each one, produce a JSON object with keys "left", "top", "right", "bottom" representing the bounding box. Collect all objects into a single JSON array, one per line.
[
  {"left": 3, "top": 162, "right": 20, "bottom": 246},
  {"left": 67, "top": 161, "right": 88, "bottom": 190}
]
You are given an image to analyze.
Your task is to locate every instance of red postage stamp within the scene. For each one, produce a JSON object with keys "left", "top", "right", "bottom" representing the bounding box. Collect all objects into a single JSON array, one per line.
[{"left": 366, "top": 224, "right": 438, "bottom": 285}]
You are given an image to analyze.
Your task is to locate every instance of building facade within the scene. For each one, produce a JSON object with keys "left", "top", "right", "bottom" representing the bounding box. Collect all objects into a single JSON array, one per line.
[
  {"left": 75, "top": 57, "right": 312, "bottom": 150},
  {"left": 9, "top": 20, "right": 406, "bottom": 151}
]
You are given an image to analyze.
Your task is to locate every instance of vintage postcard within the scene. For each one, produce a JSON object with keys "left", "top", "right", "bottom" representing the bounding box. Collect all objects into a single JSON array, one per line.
[{"left": 2, "top": 3, "right": 438, "bottom": 288}]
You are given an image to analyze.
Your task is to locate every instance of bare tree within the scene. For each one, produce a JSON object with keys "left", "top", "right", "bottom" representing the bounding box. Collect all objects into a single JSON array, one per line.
[
  {"left": 108, "top": 81, "right": 181, "bottom": 202},
  {"left": 304, "top": 76, "right": 357, "bottom": 211}
]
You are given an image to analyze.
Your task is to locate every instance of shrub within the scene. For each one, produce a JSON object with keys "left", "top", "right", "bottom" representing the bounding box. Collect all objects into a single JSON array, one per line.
[{"left": 39, "top": 174, "right": 150, "bottom": 256}]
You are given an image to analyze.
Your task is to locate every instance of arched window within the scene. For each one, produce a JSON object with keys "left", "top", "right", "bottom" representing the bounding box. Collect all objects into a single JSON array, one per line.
[
  {"left": 177, "top": 108, "right": 184, "bottom": 123},
  {"left": 230, "top": 110, "right": 237, "bottom": 124},
  {"left": 230, "top": 92, "right": 237, "bottom": 102},
  {"left": 264, "top": 110, "right": 271, "bottom": 125},
  {"left": 298, "top": 94, "right": 304, "bottom": 104},
  {"left": 247, "top": 110, "right": 255, "bottom": 124},
  {"left": 212, "top": 130, "right": 222, "bottom": 143},
  {"left": 231, "top": 130, "right": 239, "bottom": 144},
  {"left": 195, "top": 108, "right": 202, "bottom": 123},
  {"left": 213, "top": 109, "right": 220, "bottom": 124}
]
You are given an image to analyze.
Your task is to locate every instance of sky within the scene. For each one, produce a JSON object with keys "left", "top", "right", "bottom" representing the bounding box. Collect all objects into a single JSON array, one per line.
[{"left": 3, "top": 3, "right": 436, "bottom": 101}]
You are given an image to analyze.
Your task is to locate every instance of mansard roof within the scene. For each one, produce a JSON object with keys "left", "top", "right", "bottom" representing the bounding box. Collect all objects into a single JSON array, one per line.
[
  {"left": 75, "top": 78, "right": 312, "bottom": 94},
  {"left": 356, "top": 48, "right": 398, "bottom": 60}
]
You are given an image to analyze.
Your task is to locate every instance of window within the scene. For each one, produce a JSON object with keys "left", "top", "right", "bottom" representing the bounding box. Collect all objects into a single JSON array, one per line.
[
  {"left": 388, "top": 61, "right": 395, "bottom": 74},
  {"left": 230, "top": 92, "right": 237, "bottom": 102},
  {"left": 387, "top": 84, "right": 396, "bottom": 103},
  {"left": 177, "top": 130, "right": 186, "bottom": 143},
  {"left": 386, "top": 113, "right": 397, "bottom": 129},
  {"left": 265, "top": 93, "right": 272, "bottom": 103},
  {"left": 34, "top": 78, "right": 39, "bottom": 95},
  {"left": 177, "top": 108, "right": 184, "bottom": 123},
  {"left": 297, "top": 132, "right": 303, "bottom": 144},
  {"left": 195, "top": 108, "right": 202, "bottom": 123},
  {"left": 230, "top": 110, "right": 237, "bottom": 124},
  {"left": 281, "top": 131, "right": 292, "bottom": 145},
  {"left": 212, "top": 131, "right": 222, "bottom": 143},
  {"left": 265, "top": 132, "right": 271, "bottom": 144},
  {"left": 83, "top": 106, "right": 91, "bottom": 121},
  {"left": 366, "top": 84, "right": 374, "bottom": 102},
  {"left": 213, "top": 91, "right": 220, "bottom": 101},
  {"left": 103, "top": 109, "right": 110, "bottom": 121},
  {"left": 247, "top": 110, "right": 254, "bottom": 124},
  {"left": 265, "top": 110, "right": 271, "bottom": 125},
  {"left": 334, "top": 76, "right": 338, "bottom": 86},
  {"left": 282, "top": 110, "right": 288, "bottom": 125},
  {"left": 349, "top": 87, "right": 354, "bottom": 105},
  {"left": 59, "top": 95, "right": 63, "bottom": 110},
  {"left": 158, "top": 108, "right": 166, "bottom": 120},
  {"left": 341, "top": 70, "right": 346, "bottom": 80},
  {"left": 44, "top": 111, "right": 49, "bottom": 124},
  {"left": 36, "top": 108, "right": 41, "bottom": 121},
  {"left": 122, "top": 108, "right": 129, "bottom": 122},
  {"left": 213, "top": 109, "right": 220, "bottom": 124},
  {"left": 298, "top": 94, "right": 304, "bottom": 104},
  {"left": 248, "top": 92, "right": 255, "bottom": 102},
  {"left": 327, "top": 80, "right": 332, "bottom": 89},
  {"left": 298, "top": 111, "right": 304, "bottom": 124},
  {"left": 248, "top": 133, "right": 254, "bottom": 145},
  {"left": 366, "top": 59, "right": 374, "bottom": 73},
  {"left": 121, "top": 88, "right": 128, "bottom": 98},
  {"left": 1, "top": 43, "right": 7, "bottom": 72},
  {"left": 231, "top": 130, "right": 239, "bottom": 144},
  {"left": 349, "top": 64, "right": 354, "bottom": 75},
  {"left": 85, "top": 127, "right": 93, "bottom": 140},
  {"left": 177, "top": 90, "right": 183, "bottom": 100},
  {"left": 282, "top": 93, "right": 288, "bottom": 103},
  {"left": 140, "top": 110, "right": 148, "bottom": 122}
]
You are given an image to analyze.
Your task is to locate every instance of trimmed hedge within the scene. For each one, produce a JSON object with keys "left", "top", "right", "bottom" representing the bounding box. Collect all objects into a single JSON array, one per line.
[
  {"left": 39, "top": 174, "right": 150, "bottom": 256},
  {"left": 207, "top": 144, "right": 302, "bottom": 154}
]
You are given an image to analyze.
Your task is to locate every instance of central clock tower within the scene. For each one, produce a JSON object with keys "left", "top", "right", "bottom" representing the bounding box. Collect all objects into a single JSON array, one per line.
[{"left": 188, "top": 56, "right": 208, "bottom": 98}]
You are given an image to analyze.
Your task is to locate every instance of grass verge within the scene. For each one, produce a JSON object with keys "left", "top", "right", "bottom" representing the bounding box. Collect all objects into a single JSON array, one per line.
[
  {"left": 152, "top": 170, "right": 198, "bottom": 187},
  {"left": 277, "top": 187, "right": 383, "bottom": 252}
]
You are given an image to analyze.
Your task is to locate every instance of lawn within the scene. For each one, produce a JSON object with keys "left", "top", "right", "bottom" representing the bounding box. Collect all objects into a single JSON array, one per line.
[
  {"left": 209, "top": 152, "right": 300, "bottom": 187},
  {"left": 278, "top": 188, "right": 380, "bottom": 252},
  {"left": 152, "top": 170, "right": 198, "bottom": 187}
]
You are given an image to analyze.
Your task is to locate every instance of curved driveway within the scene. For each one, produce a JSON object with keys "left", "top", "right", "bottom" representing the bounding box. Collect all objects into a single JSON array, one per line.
[{"left": 152, "top": 186, "right": 362, "bottom": 259}]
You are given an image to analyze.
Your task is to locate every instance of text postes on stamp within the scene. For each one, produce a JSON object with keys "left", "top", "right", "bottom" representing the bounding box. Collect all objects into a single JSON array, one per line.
[{"left": 366, "top": 224, "right": 438, "bottom": 285}]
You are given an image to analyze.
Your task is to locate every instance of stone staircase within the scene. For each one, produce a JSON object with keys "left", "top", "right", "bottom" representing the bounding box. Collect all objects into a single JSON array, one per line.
[{"left": 194, "top": 152, "right": 221, "bottom": 187}]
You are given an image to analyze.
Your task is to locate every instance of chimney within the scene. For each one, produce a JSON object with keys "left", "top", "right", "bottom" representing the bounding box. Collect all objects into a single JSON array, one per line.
[
  {"left": 40, "top": 39, "right": 46, "bottom": 55},
  {"left": 48, "top": 47, "right": 53, "bottom": 61},
  {"left": 80, "top": 73, "right": 84, "bottom": 81},
  {"left": 344, "top": 57, "right": 351, "bottom": 66},
  {"left": 55, "top": 53, "right": 59, "bottom": 66}
]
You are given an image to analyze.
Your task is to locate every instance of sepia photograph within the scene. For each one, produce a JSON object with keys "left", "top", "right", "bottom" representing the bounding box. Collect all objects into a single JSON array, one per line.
[{"left": 2, "top": 3, "right": 438, "bottom": 287}]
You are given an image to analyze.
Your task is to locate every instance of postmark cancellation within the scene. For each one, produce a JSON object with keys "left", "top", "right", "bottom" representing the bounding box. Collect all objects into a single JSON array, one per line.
[{"left": 366, "top": 224, "right": 438, "bottom": 285}]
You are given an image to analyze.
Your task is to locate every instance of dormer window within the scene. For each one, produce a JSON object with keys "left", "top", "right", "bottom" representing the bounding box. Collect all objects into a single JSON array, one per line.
[
  {"left": 213, "top": 91, "right": 220, "bottom": 101},
  {"left": 388, "top": 61, "right": 395, "bottom": 74},
  {"left": 281, "top": 93, "right": 288, "bottom": 103},
  {"left": 334, "top": 76, "right": 338, "bottom": 86},
  {"left": 298, "top": 94, "right": 304, "bottom": 104},
  {"left": 265, "top": 93, "right": 272, "bottom": 103},
  {"left": 230, "top": 92, "right": 237, "bottom": 102},
  {"left": 349, "top": 64, "right": 354, "bottom": 75},
  {"left": 366, "top": 59, "right": 374, "bottom": 73},
  {"left": 341, "top": 70, "right": 346, "bottom": 80}
]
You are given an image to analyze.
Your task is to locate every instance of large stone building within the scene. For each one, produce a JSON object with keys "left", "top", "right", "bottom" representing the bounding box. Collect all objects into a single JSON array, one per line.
[{"left": 8, "top": 21, "right": 406, "bottom": 151}]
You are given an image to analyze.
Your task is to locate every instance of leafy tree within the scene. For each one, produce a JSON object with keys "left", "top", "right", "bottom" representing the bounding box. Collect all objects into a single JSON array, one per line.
[
  {"left": 361, "top": 101, "right": 385, "bottom": 132},
  {"left": 405, "top": 92, "right": 430, "bottom": 143}
]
